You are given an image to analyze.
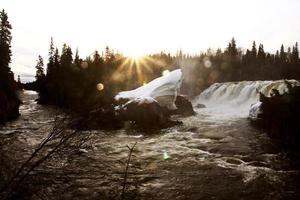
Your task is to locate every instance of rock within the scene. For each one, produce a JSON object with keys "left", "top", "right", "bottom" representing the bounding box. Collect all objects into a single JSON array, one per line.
[
  {"left": 116, "top": 99, "right": 180, "bottom": 128},
  {"left": 254, "top": 81, "right": 300, "bottom": 156},
  {"left": 113, "top": 69, "right": 185, "bottom": 128},
  {"left": 195, "top": 103, "right": 206, "bottom": 109},
  {"left": 115, "top": 69, "right": 183, "bottom": 111},
  {"left": 171, "top": 95, "right": 195, "bottom": 116},
  {"left": 248, "top": 101, "right": 262, "bottom": 121}
]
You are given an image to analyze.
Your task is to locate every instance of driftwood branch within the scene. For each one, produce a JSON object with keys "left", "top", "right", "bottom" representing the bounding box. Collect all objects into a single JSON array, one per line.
[{"left": 121, "top": 142, "right": 137, "bottom": 200}]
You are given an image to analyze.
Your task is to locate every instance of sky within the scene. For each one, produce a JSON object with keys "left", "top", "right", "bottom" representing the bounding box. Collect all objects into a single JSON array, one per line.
[{"left": 2, "top": 0, "right": 300, "bottom": 82}]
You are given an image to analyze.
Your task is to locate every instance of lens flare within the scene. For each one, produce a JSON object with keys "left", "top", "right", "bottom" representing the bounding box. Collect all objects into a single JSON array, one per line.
[
  {"left": 96, "top": 83, "right": 104, "bottom": 91},
  {"left": 81, "top": 61, "right": 88, "bottom": 69},
  {"left": 203, "top": 57, "right": 212, "bottom": 68}
]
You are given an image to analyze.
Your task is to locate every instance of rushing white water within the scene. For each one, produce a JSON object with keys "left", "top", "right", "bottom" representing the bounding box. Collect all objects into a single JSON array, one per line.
[{"left": 195, "top": 80, "right": 299, "bottom": 118}]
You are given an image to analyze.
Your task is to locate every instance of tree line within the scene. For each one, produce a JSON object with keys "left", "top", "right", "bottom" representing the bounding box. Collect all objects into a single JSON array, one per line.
[
  {"left": 30, "top": 37, "right": 300, "bottom": 109},
  {"left": 181, "top": 38, "right": 300, "bottom": 95}
]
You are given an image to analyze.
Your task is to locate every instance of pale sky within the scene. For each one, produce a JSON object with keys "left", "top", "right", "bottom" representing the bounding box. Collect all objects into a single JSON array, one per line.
[{"left": 2, "top": 0, "right": 300, "bottom": 82}]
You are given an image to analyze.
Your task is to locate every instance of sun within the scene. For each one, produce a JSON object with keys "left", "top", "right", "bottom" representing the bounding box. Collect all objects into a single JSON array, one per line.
[{"left": 126, "top": 50, "right": 144, "bottom": 61}]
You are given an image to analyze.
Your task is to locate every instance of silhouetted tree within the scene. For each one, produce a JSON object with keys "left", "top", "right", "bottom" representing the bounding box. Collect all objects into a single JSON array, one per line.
[
  {"left": 251, "top": 41, "right": 257, "bottom": 59},
  {"left": 35, "top": 55, "right": 45, "bottom": 80},
  {"left": 0, "top": 9, "right": 13, "bottom": 84},
  {"left": 0, "top": 9, "right": 20, "bottom": 122}
]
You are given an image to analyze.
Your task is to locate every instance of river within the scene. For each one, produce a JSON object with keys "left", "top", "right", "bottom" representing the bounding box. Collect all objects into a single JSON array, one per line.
[{"left": 1, "top": 87, "right": 300, "bottom": 200}]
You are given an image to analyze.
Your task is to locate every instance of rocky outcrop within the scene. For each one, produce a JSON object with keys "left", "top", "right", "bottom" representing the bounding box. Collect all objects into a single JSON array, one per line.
[
  {"left": 115, "top": 99, "right": 182, "bottom": 128},
  {"left": 254, "top": 81, "right": 300, "bottom": 155},
  {"left": 171, "top": 95, "right": 195, "bottom": 116},
  {"left": 115, "top": 69, "right": 183, "bottom": 111},
  {"left": 114, "top": 69, "right": 189, "bottom": 128}
]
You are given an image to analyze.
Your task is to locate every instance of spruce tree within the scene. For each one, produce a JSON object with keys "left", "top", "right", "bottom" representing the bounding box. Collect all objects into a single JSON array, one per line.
[
  {"left": 280, "top": 44, "right": 286, "bottom": 62},
  {"left": 0, "top": 9, "right": 12, "bottom": 83},
  {"left": 257, "top": 44, "right": 266, "bottom": 61},
  {"left": 251, "top": 41, "right": 257, "bottom": 59},
  {"left": 46, "top": 37, "right": 55, "bottom": 76},
  {"left": 292, "top": 42, "right": 299, "bottom": 63},
  {"left": 35, "top": 55, "right": 45, "bottom": 81}
]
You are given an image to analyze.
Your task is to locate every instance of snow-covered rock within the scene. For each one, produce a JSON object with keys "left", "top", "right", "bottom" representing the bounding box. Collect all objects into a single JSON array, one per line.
[
  {"left": 115, "top": 69, "right": 182, "bottom": 110},
  {"left": 249, "top": 101, "right": 262, "bottom": 120}
]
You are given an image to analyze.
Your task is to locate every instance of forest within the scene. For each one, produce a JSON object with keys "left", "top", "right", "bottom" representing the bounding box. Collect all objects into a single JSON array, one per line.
[{"left": 26, "top": 38, "right": 300, "bottom": 109}]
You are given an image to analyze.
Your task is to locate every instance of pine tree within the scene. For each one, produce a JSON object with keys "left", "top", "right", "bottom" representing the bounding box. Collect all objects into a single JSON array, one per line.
[
  {"left": 61, "top": 44, "right": 73, "bottom": 67},
  {"left": 292, "top": 42, "right": 299, "bottom": 63},
  {"left": 280, "top": 44, "right": 286, "bottom": 62},
  {"left": 257, "top": 44, "right": 266, "bottom": 61},
  {"left": 0, "top": 9, "right": 12, "bottom": 82},
  {"left": 226, "top": 38, "right": 238, "bottom": 57},
  {"left": 74, "top": 48, "right": 80, "bottom": 67},
  {"left": 53, "top": 48, "right": 60, "bottom": 68},
  {"left": 105, "top": 46, "right": 111, "bottom": 62},
  {"left": 35, "top": 55, "right": 45, "bottom": 81},
  {"left": 47, "top": 37, "right": 55, "bottom": 75},
  {"left": 251, "top": 41, "right": 257, "bottom": 59}
]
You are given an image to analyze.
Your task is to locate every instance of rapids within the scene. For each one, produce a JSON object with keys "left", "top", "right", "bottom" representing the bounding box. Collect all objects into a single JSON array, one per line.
[
  {"left": 1, "top": 85, "right": 300, "bottom": 199},
  {"left": 196, "top": 80, "right": 299, "bottom": 118}
]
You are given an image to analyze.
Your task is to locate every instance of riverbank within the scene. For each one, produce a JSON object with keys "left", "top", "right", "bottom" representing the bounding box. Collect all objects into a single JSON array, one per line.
[{"left": 0, "top": 89, "right": 20, "bottom": 124}]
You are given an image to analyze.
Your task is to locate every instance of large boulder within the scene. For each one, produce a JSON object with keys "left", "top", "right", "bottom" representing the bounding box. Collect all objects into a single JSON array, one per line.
[
  {"left": 171, "top": 95, "right": 195, "bottom": 116},
  {"left": 115, "top": 69, "right": 182, "bottom": 110},
  {"left": 115, "top": 98, "right": 181, "bottom": 128},
  {"left": 114, "top": 69, "right": 190, "bottom": 127}
]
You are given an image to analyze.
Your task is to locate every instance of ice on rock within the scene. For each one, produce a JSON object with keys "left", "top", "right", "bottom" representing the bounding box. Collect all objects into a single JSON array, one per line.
[
  {"left": 115, "top": 69, "right": 182, "bottom": 110},
  {"left": 249, "top": 101, "right": 262, "bottom": 120}
]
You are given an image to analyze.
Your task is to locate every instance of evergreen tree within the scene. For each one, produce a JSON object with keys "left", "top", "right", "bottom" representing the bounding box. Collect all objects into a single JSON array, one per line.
[
  {"left": 257, "top": 44, "right": 266, "bottom": 61},
  {"left": 0, "top": 9, "right": 20, "bottom": 122},
  {"left": 0, "top": 9, "right": 12, "bottom": 82},
  {"left": 251, "top": 41, "right": 257, "bottom": 58},
  {"left": 280, "top": 44, "right": 286, "bottom": 62},
  {"left": 74, "top": 48, "right": 80, "bottom": 67},
  {"left": 292, "top": 42, "right": 299, "bottom": 63},
  {"left": 226, "top": 38, "right": 238, "bottom": 57},
  {"left": 61, "top": 44, "right": 73, "bottom": 67},
  {"left": 47, "top": 37, "right": 55, "bottom": 75},
  {"left": 35, "top": 55, "right": 45, "bottom": 81},
  {"left": 35, "top": 55, "right": 46, "bottom": 93},
  {"left": 53, "top": 48, "right": 60, "bottom": 68}
]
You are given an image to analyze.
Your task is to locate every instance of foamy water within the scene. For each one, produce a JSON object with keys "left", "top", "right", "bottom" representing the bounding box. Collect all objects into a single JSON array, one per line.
[{"left": 195, "top": 80, "right": 299, "bottom": 118}]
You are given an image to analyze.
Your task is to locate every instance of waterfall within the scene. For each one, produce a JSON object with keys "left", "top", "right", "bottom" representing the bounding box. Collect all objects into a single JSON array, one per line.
[{"left": 194, "top": 80, "right": 299, "bottom": 118}]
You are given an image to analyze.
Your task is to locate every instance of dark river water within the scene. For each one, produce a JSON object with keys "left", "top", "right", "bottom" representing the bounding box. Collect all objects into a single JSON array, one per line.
[{"left": 1, "top": 90, "right": 300, "bottom": 200}]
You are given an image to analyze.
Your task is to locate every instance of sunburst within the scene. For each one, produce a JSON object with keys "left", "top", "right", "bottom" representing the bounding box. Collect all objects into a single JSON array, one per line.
[{"left": 111, "top": 54, "right": 158, "bottom": 85}]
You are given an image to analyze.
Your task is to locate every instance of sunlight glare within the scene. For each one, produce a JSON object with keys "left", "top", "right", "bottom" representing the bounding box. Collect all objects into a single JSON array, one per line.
[
  {"left": 163, "top": 150, "right": 170, "bottom": 160},
  {"left": 162, "top": 70, "right": 170, "bottom": 76},
  {"left": 126, "top": 50, "right": 144, "bottom": 61}
]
